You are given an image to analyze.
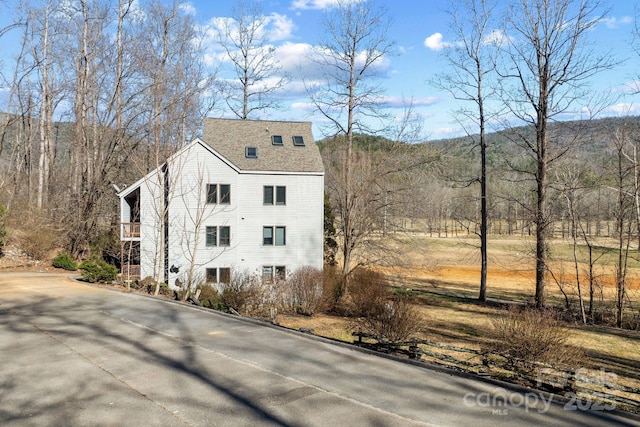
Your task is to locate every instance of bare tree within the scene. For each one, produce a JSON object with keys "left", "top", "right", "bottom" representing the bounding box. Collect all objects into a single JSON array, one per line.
[
  {"left": 432, "top": 0, "right": 499, "bottom": 302},
  {"left": 307, "top": 0, "right": 394, "bottom": 285},
  {"left": 215, "top": 0, "right": 286, "bottom": 119},
  {"left": 498, "top": 0, "right": 614, "bottom": 308}
]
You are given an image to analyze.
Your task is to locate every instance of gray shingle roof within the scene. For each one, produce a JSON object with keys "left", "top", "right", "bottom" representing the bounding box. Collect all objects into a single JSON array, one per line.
[{"left": 200, "top": 118, "right": 324, "bottom": 173}]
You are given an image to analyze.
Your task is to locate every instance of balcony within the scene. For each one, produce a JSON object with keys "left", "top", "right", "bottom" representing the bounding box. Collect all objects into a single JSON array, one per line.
[
  {"left": 121, "top": 264, "right": 140, "bottom": 281},
  {"left": 121, "top": 222, "right": 140, "bottom": 239}
]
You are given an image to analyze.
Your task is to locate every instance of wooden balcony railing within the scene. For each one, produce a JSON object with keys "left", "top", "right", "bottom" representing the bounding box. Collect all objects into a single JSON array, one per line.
[
  {"left": 121, "top": 264, "right": 140, "bottom": 280},
  {"left": 122, "top": 222, "right": 140, "bottom": 238}
]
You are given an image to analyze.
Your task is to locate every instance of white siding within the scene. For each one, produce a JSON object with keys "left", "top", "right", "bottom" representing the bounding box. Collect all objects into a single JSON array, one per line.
[{"left": 121, "top": 140, "right": 324, "bottom": 288}]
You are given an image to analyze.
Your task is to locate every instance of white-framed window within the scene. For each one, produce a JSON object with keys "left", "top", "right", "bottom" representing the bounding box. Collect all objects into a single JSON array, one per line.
[
  {"left": 206, "top": 184, "right": 230, "bottom": 204},
  {"left": 262, "top": 265, "right": 286, "bottom": 283},
  {"left": 263, "top": 185, "right": 286, "bottom": 205},
  {"left": 263, "top": 226, "right": 285, "bottom": 245},
  {"left": 206, "top": 267, "right": 231, "bottom": 284},
  {"left": 206, "top": 226, "right": 231, "bottom": 247},
  {"left": 245, "top": 146, "right": 258, "bottom": 158}
]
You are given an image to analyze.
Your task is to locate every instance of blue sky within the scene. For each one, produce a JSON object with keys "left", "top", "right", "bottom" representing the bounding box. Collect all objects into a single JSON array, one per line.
[{"left": 1, "top": 0, "right": 639, "bottom": 142}]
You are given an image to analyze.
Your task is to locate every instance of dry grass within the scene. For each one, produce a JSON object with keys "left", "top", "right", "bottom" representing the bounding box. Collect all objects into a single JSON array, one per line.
[{"left": 278, "top": 235, "right": 640, "bottom": 406}]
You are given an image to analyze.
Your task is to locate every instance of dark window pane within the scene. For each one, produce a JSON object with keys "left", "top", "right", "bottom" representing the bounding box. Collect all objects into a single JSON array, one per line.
[
  {"left": 219, "top": 226, "right": 230, "bottom": 246},
  {"left": 275, "top": 266, "right": 286, "bottom": 280},
  {"left": 272, "top": 135, "right": 283, "bottom": 145},
  {"left": 246, "top": 146, "right": 257, "bottom": 158},
  {"left": 207, "top": 184, "right": 217, "bottom": 204},
  {"left": 219, "top": 268, "right": 231, "bottom": 284},
  {"left": 206, "top": 226, "right": 217, "bottom": 247},
  {"left": 206, "top": 268, "right": 217, "bottom": 283},
  {"left": 219, "top": 184, "right": 231, "bottom": 204},
  {"left": 263, "top": 186, "right": 274, "bottom": 205},
  {"left": 292, "top": 135, "right": 304, "bottom": 146},
  {"left": 276, "top": 186, "right": 286, "bottom": 205},
  {"left": 263, "top": 227, "right": 273, "bottom": 245}
]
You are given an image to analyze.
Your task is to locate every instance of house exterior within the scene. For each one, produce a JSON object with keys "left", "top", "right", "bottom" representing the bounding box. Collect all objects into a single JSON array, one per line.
[{"left": 118, "top": 118, "right": 324, "bottom": 288}]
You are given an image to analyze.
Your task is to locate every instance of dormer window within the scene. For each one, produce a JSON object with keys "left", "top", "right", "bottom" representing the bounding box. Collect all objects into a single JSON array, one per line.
[
  {"left": 245, "top": 146, "right": 258, "bottom": 158},
  {"left": 292, "top": 135, "right": 305, "bottom": 146},
  {"left": 272, "top": 135, "right": 283, "bottom": 145}
]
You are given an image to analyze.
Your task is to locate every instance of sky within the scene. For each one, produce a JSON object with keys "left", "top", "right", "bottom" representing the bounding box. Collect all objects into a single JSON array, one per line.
[{"left": 1, "top": 0, "right": 640, "bottom": 142}]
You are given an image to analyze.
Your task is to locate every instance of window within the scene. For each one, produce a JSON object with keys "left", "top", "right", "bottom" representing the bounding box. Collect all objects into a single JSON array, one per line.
[
  {"left": 263, "top": 226, "right": 285, "bottom": 245},
  {"left": 206, "top": 267, "right": 231, "bottom": 284},
  {"left": 207, "top": 184, "right": 230, "bottom": 204},
  {"left": 206, "top": 184, "right": 217, "bottom": 204},
  {"left": 276, "top": 186, "right": 286, "bottom": 205},
  {"left": 245, "top": 146, "right": 257, "bottom": 158},
  {"left": 219, "top": 267, "right": 231, "bottom": 284},
  {"left": 206, "top": 226, "right": 217, "bottom": 247},
  {"left": 206, "top": 268, "right": 217, "bottom": 283},
  {"left": 263, "top": 226, "right": 273, "bottom": 245},
  {"left": 292, "top": 135, "right": 304, "bottom": 146},
  {"left": 262, "top": 265, "right": 286, "bottom": 283},
  {"left": 263, "top": 186, "right": 274, "bottom": 205},
  {"left": 219, "top": 226, "right": 230, "bottom": 246},
  {"left": 262, "top": 266, "right": 274, "bottom": 284},
  {"left": 263, "top": 186, "right": 285, "bottom": 205},
  {"left": 275, "top": 226, "right": 286, "bottom": 245},
  {"left": 206, "top": 226, "right": 230, "bottom": 247},
  {"left": 272, "top": 135, "right": 283, "bottom": 145},
  {"left": 219, "top": 184, "right": 230, "bottom": 204}
]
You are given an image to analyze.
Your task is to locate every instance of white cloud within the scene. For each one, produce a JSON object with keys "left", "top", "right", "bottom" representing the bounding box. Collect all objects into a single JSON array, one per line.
[
  {"left": 424, "top": 33, "right": 450, "bottom": 51},
  {"left": 266, "top": 13, "right": 296, "bottom": 41},
  {"left": 179, "top": 2, "right": 196, "bottom": 16},
  {"left": 607, "top": 103, "right": 640, "bottom": 116},
  {"left": 601, "top": 16, "right": 633, "bottom": 29},
  {"left": 291, "top": 0, "right": 359, "bottom": 10},
  {"left": 482, "top": 29, "right": 512, "bottom": 47},
  {"left": 381, "top": 96, "right": 438, "bottom": 108}
]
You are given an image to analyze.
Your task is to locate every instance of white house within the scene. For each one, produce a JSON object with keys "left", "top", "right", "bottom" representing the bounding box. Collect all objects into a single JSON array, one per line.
[{"left": 118, "top": 118, "right": 324, "bottom": 288}]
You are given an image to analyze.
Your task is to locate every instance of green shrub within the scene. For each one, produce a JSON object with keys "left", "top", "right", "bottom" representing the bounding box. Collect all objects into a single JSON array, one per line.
[
  {"left": 196, "top": 284, "right": 226, "bottom": 310},
  {"left": 79, "top": 258, "right": 118, "bottom": 283},
  {"left": 52, "top": 252, "right": 78, "bottom": 271}
]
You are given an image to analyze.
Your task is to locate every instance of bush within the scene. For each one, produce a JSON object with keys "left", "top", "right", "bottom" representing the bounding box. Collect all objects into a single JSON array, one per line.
[
  {"left": 283, "top": 266, "right": 325, "bottom": 316},
  {"left": 218, "top": 270, "right": 264, "bottom": 315},
  {"left": 356, "top": 295, "right": 424, "bottom": 343},
  {"left": 52, "top": 252, "right": 78, "bottom": 271},
  {"left": 79, "top": 258, "right": 118, "bottom": 283},
  {"left": 343, "top": 268, "right": 390, "bottom": 317},
  {"left": 485, "top": 306, "right": 582, "bottom": 374},
  {"left": 196, "top": 284, "right": 226, "bottom": 310}
]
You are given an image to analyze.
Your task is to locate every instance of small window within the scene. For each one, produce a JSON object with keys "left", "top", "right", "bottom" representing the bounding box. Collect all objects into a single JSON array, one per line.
[
  {"left": 206, "top": 184, "right": 230, "bottom": 204},
  {"left": 219, "top": 184, "right": 231, "bottom": 204},
  {"left": 292, "top": 135, "right": 304, "bottom": 146},
  {"left": 263, "top": 186, "right": 274, "bottom": 205},
  {"left": 206, "top": 226, "right": 217, "bottom": 247},
  {"left": 219, "top": 267, "right": 231, "bottom": 284},
  {"left": 246, "top": 146, "right": 258, "bottom": 158},
  {"left": 276, "top": 186, "right": 286, "bottom": 205},
  {"left": 262, "top": 266, "right": 274, "bottom": 284},
  {"left": 275, "top": 266, "right": 286, "bottom": 281},
  {"left": 206, "top": 268, "right": 217, "bottom": 283},
  {"left": 275, "top": 226, "right": 286, "bottom": 246},
  {"left": 219, "top": 226, "right": 230, "bottom": 246},
  {"left": 206, "top": 184, "right": 217, "bottom": 204},
  {"left": 263, "top": 226, "right": 273, "bottom": 245},
  {"left": 272, "top": 135, "right": 283, "bottom": 145}
]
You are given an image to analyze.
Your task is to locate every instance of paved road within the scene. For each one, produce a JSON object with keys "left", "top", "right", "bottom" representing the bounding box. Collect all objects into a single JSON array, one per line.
[{"left": 0, "top": 272, "right": 638, "bottom": 426}]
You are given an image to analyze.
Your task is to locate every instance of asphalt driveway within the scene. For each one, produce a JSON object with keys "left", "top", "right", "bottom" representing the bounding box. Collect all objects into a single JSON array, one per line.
[{"left": 0, "top": 272, "right": 637, "bottom": 426}]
